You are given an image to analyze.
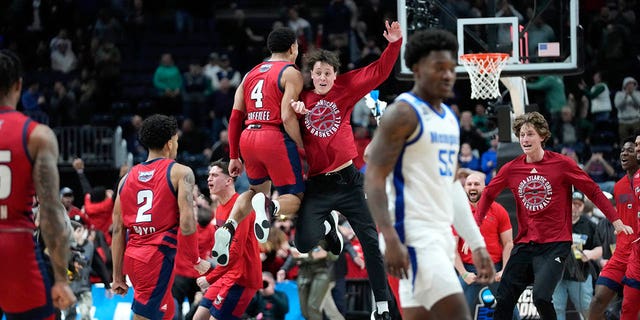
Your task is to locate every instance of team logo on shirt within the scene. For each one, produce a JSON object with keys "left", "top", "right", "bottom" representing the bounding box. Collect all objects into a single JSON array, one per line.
[
  {"left": 518, "top": 175, "right": 552, "bottom": 212},
  {"left": 305, "top": 99, "right": 341, "bottom": 138},
  {"left": 214, "top": 295, "right": 224, "bottom": 305},
  {"left": 259, "top": 64, "right": 273, "bottom": 73},
  {"left": 138, "top": 170, "right": 155, "bottom": 182}
]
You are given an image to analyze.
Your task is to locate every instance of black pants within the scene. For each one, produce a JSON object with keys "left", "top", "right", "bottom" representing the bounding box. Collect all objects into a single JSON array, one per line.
[
  {"left": 494, "top": 241, "right": 571, "bottom": 320},
  {"left": 171, "top": 275, "right": 199, "bottom": 320},
  {"left": 295, "top": 164, "right": 391, "bottom": 303}
]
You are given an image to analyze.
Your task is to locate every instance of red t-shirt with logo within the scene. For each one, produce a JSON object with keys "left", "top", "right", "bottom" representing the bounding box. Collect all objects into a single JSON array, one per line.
[
  {"left": 299, "top": 40, "right": 401, "bottom": 176},
  {"left": 458, "top": 202, "right": 512, "bottom": 264},
  {"left": 119, "top": 158, "right": 179, "bottom": 262},
  {"left": 205, "top": 193, "right": 262, "bottom": 289},
  {"left": 243, "top": 61, "right": 296, "bottom": 127},
  {"left": 0, "top": 108, "right": 37, "bottom": 230},
  {"left": 477, "top": 151, "right": 619, "bottom": 244}
]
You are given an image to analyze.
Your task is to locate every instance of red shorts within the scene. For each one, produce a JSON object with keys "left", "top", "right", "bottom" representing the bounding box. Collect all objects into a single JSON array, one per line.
[
  {"left": 240, "top": 126, "right": 304, "bottom": 195},
  {"left": 625, "top": 241, "right": 640, "bottom": 281},
  {"left": 201, "top": 279, "right": 257, "bottom": 320},
  {"left": 124, "top": 245, "right": 176, "bottom": 320},
  {"left": 0, "top": 232, "right": 54, "bottom": 319},
  {"left": 597, "top": 252, "right": 629, "bottom": 292}
]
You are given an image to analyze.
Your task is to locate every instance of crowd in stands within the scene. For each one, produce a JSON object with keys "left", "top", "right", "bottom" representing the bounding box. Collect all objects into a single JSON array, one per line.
[{"left": 2, "top": 0, "right": 640, "bottom": 319}]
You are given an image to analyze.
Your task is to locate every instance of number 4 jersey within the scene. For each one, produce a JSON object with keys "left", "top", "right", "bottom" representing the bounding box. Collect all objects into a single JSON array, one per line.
[
  {"left": 119, "top": 158, "right": 179, "bottom": 262},
  {"left": 242, "top": 61, "right": 297, "bottom": 126},
  {"left": 0, "top": 108, "right": 38, "bottom": 230}
]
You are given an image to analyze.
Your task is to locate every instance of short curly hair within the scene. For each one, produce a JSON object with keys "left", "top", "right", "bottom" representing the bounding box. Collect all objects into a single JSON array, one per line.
[
  {"left": 0, "top": 50, "right": 22, "bottom": 98},
  {"left": 267, "top": 27, "right": 296, "bottom": 54},
  {"left": 304, "top": 49, "right": 341, "bottom": 74},
  {"left": 139, "top": 114, "right": 178, "bottom": 151},
  {"left": 512, "top": 112, "right": 551, "bottom": 146},
  {"left": 404, "top": 29, "right": 458, "bottom": 70}
]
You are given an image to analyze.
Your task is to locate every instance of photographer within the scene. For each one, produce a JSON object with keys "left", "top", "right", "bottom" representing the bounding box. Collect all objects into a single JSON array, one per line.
[{"left": 244, "top": 272, "right": 289, "bottom": 320}]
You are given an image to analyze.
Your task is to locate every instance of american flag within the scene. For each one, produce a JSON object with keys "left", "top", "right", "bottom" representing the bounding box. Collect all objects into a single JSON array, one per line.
[{"left": 538, "top": 42, "right": 560, "bottom": 57}]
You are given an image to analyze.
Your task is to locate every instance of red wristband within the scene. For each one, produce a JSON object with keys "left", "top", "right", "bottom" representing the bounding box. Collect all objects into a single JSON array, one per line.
[{"left": 228, "top": 109, "right": 245, "bottom": 159}]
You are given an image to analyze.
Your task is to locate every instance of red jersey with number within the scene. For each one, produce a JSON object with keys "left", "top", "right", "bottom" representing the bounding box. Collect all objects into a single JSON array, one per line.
[
  {"left": 205, "top": 193, "right": 261, "bottom": 289},
  {"left": 119, "top": 158, "right": 179, "bottom": 262},
  {"left": 613, "top": 174, "right": 638, "bottom": 255},
  {"left": 477, "top": 151, "right": 619, "bottom": 244},
  {"left": 0, "top": 107, "right": 38, "bottom": 230},
  {"left": 299, "top": 40, "right": 401, "bottom": 176},
  {"left": 457, "top": 202, "right": 512, "bottom": 264},
  {"left": 243, "top": 61, "right": 296, "bottom": 127}
]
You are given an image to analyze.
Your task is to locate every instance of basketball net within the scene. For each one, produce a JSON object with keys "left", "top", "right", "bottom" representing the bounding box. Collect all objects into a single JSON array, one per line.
[{"left": 460, "top": 53, "right": 509, "bottom": 100}]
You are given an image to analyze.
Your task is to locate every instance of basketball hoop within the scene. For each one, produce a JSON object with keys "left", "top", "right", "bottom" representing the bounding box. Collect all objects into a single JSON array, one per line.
[{"left": 459, "top": 53, "right": 510, "bottom": 100}]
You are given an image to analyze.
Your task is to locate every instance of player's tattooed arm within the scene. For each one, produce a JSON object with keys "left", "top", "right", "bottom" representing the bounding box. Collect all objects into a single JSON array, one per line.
[
  {"left": 177, "top": 165, "right": 197, "bottom": 236},
  {"left": 31, "top": 125, "right": 71, "bottom": 284}
]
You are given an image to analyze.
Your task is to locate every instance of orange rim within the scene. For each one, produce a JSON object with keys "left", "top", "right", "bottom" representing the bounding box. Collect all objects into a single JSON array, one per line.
[{"left": 460, "top": 53, "right": 509, "bottom": 73}]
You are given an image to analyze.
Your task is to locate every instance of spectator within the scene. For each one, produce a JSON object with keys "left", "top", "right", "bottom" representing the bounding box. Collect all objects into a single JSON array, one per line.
[
  {"left": 584, "top": 152, "right": 617, "bottom": 194},
  {"left": 93, "top": 39, "right": 121, "bottom": 112},
  {"left": 287, "top": 6, "right": 313, "bottom": 53},
  {"left": 20, "top": 81, "right": 46, "bottom": 112},
  {"left": 526, "top": 16, "right": 556, "bottom": 62},
  {"left": 579, "top": 71, "right": 612, "bottom": 122},
  {"left": 182, "top": 61, "right": 212, "bottom": 124},
  {"left": 614, "top": 77, "right": 640, "bottom": 145},
  {"left": 526, "top": 75, "right": 567, "bottom": 122},
  {"left": 460, "top": 111, "right": 488, "bottom": 155},
  {"left": 480, "top": 135, "right": 498, "bottom": 184},
  {"left": 153, "top": 53, "right": 183, "bottom": 115},
  {"left": 203, "top": 52, "right": 222, "bottom": 91},
  {"left": 210, "top": 54, "right": 241, "bottom": 90},
  {"left": 60, "top": 187, "right": 92, "bottom": 228},
  {"left": 210, "top": 129, "right": 229, "bottom": 163},
  {"left": 551, "top": 106, "right": 587, "bottom": 156},
  {"left": 210, "top": 78, "right": 233, "bottom": 144},
  {"left": 244, "top": 271, "right": 289, "bottom": 320},
  {"left": 178, "top": 118, "right": 211, "bottom": 164},
  {"left": 459, "top": 142, "right": 481, "bottom": 171},
  {"left": 552, "top": 191, "right": 602, "bottom": 320},
  {"left": 93, "top": 8, "right": 123, "bottom": 42},
  {"left": 49, "top": 81, "right": 78, "bottom": 126},
  {"left": 50, "top": 32, "right": 77, "bottom": 74}
]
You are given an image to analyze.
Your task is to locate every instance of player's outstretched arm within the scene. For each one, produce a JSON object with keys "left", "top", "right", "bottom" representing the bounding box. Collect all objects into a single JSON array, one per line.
[
  {"left": 174, "top": 164, "right": 208, "bottom": 273},
  {"left": 30, "top": 124, "right": 77, "bottom": 309},
  {"left": 364, "top": 101, "right": 417, "bottom": 279},
  {"left": 228, "top": 79, "right": 247, "bottom": 177}
]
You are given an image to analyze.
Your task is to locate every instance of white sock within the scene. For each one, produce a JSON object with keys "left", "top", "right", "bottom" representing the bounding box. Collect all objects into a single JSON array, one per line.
[
  {"left": 376, "top": 301, "right": 389, "bottom": 314},
  {"left": 324, "top": 220, "right": 331, "bottom": 235},
  {"left": 272, "top": 199, "right": 281, "bottom": 215},
  {"left": 226, "top": 218, "right": 238, "bottom": 229}
]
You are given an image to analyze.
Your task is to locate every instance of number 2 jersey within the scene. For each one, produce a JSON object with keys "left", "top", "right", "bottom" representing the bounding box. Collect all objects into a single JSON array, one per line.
[
  {"left": 119, "top": 158, "right": 179, "bottom": 262},
  {"left": 385, "top": 93, "right": 460, "bottom": 247},
  {"left": 242, "top": 61, "right": 296, "bottom": 126},
  {"left": 0, "top": 107, "right": 38, "bottom": 230}
]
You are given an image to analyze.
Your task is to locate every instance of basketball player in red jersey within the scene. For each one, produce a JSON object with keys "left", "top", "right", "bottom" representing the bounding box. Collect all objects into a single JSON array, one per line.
[
  {"left": 111, "top": 114, "right": 209, "bottom": 320},
  {"left": 620, "top": 133, "right": 640, "bottom": 320},
  {"left": 290, "top": 20, "right": 402, "bottom": 319},
  {"left": 476, "top": 112, "right": 633, "bottom": 319},
  {"left": 0, "top": 49, "right": 76, "bottom": 319},
  {"left": 212, "top": 27, "right": 305, "bottom": 266},
  {"left": 589, "top": 137, "right": 638, "bottom": 319},
  {"left": 193, "top": 160, "right": 262, "bottom": 320}
]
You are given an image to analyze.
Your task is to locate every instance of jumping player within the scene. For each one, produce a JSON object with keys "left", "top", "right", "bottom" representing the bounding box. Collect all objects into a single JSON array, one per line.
[
  {"left": 365, "top": 29, "right": 495, "bottom": 320},
  {"left": 0, "top": 49, "right": 76, "bottom": 319},
  {"left": 290, "top": 20, "right": 402, "bottom": 319},
  {"left": 111, "top": 114, "right": 208, "bottom": 320},
  {"left": 212, "top": 27, "right": 305, "bottom": 266},
  {"left": 476, "top": 111, "right": 633, "bottom": 319}
]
